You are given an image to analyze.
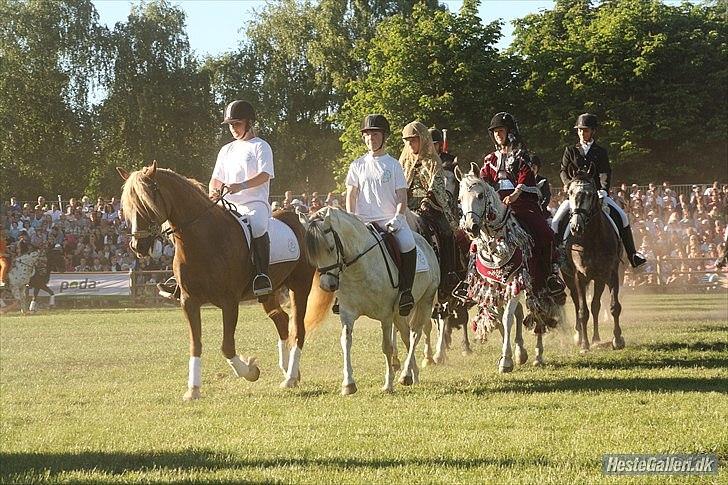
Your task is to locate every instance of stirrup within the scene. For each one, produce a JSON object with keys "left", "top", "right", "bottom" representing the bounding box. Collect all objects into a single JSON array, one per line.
[
  {"left": 399, "top": 290, "right": 414, "bottom": 317},
  {"left": 546, "top": 274, "right": 566, "bottom": 294},
  {"left": 157, "top": 282, "right": 179, "bottom": 300},
  {"left": 332, "top": 299, "right": 340, "bottom": 315},
  {"left": 253, "top": 274, "right": 273, "bottom": 296},
  {"left": 451, "top": 281, "right": 470, "bottom": 302}
]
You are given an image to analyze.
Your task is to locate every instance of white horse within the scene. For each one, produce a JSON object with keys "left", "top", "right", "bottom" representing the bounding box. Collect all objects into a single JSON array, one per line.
[
  {"left": 304, "top": 207, "right": 440, "bottom": 394},
  {"left": 457, "top": 164, "right": 562, "bottom": 371},
  {"left": 0, "top": 250, "right": 43, "bottom": 314}
]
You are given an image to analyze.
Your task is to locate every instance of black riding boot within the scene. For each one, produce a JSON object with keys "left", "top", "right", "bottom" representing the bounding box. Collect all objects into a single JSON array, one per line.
[
  {"left": 398, "top": 248, "right": 417, "bottom": 316},
  {"left": 620, "top": 225, "right": 647, "bottom": 268},
  {"left": 252, "top": 233, "right": 273, "bottom": 301}
]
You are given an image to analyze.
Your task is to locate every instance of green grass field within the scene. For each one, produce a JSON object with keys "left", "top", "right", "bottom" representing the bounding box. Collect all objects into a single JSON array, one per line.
[{"left": 1, "top": 293, "right": 726, "bottom": 484}]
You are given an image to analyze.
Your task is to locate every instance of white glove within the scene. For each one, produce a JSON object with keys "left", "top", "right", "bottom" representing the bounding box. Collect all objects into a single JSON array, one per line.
[
  {"left": 386, "top": 214, "right": 405, "bottom": 233},
  {"left": 597, "top": 189, "right": 608, "bottom": 199}
]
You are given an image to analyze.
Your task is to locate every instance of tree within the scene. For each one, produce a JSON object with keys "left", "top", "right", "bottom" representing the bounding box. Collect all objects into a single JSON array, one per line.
[
  {"left": 337, "top": 0, "right": 506, "bottom": 182},
  {"left": 92, "top": 0, "right": 218, "bottom": 195},
  {"left": 511, "top": 0, "right": 728, "bottom": 182},
  {"left": 0, "top": 0, "right": 106, "bottom": 200}
]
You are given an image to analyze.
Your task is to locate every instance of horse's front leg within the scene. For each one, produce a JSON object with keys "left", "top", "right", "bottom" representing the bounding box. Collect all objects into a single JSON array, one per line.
[
  {"left": 498, "top": 298, "right": 518, "bottom": 373},
  {"left": 340, "top": 313, "right": 357, "bottom": 395},
  {"left": 533, "top": 331, "right": 545, "bottom": 366},
  {"left": 181, "top": 296, "right": 203, "bottom": 401},
  {"left": 575, "top": 275, "right": 590, "bottom": 353},
  {"left": 391, "top": 326, "right": 401, "bottom": 371},
  {"left": 400, "top": 323, "right": 422, "bottom": 386},
  {"left": 421, "top": 313, "right": 436, "bottom": 367},
  {"left": 433, "top": 305, "right": 448, "bottom": 364},
  {"left": 262, "top": 294, "right": 300, "bottom": 388},
  {"left": 514, "top": 301, "right": 528, "bottom": 365},
  {"left": 222, "top": 300, "right": 260, "bottom": 383}
]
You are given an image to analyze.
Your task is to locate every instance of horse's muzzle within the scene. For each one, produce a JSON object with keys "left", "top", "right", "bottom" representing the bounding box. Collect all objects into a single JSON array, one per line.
[
  {"left": 129, "top": 236, "right": 153, "bottom": 258},
  {"left": 319, "top": 273, "right": 339, "bottom": 292}
]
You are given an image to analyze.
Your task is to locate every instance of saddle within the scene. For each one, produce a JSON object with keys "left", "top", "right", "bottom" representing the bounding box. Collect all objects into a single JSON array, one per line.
[{"left": 366, "top": 223, "right": 402, "bottom": 272}]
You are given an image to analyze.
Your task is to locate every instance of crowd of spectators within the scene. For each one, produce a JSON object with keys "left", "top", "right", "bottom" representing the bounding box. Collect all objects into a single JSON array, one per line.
[
  {"left": 549, "top": 181, "right": 728, "bottom": 286},
  {"left": 2, "top": 180, "right": 725, "bottom": 289}
]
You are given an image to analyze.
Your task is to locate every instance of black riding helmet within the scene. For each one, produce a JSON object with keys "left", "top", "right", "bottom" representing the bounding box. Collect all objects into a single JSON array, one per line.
[
  {"left": 429, "top": 128, "right": 443, "bottom": 144},
  {"left": 360, "top": 114, "right": 390, "bottom": 135},
  {"left": 488, "top": 111, "right": 521, "bottom": 147},
  {"left": 574, "top": 113, "right": 598, "bottom": 130},
  {"left": 361, "top": 114, "right": 390, "bottom": 151},
  {"left": 222, "top": 100, "right": 256, "bottom": 125}
]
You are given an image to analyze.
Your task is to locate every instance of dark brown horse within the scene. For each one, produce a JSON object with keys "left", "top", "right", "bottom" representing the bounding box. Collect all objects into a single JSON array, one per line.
[
  {"left": 560, "top": 169, "right": 624, "bottom": 353},
  {"left": 119, "top": 161, "right": 325, "bottom": 400}
]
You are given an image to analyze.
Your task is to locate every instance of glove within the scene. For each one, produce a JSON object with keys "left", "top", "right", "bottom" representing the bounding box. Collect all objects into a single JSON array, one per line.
[
  {"left": 597, "top": 189, "right": 608, "bottom": 199},
  {"left": 386, "top": 214, "right": 405, "bottom": 233}
]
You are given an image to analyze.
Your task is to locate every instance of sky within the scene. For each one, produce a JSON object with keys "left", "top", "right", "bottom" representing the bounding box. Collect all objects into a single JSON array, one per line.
[{"left": 94, "top": 0, "right": 556, "bottom": 56}]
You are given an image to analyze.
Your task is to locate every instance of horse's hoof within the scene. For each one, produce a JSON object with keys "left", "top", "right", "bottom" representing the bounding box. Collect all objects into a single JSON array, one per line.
[
  {"left": 498, "top": 358, "right": 514, "bottom": 373},
  {"left": 579, "top": 347, "right": 590, "bottom": 355},
  {"left": 244, "top": 359, "right": 260, "bottom": 382},
  {"left": 533, "top": 357, "right": 544, "bottom": 367},
  {"left": 381, "top": 386, "right": 394, "bottom": 394},
  {"left": 612, "top": 336, "right": 625, "bottom": 350},
  {"left": 573, "top": 332, "right": 580, "bottom": 345},
  {"left": 341, "top": 383, "right": 357, "bottom": 395},
  {"left": 433, "top": 352, "right": 446, "bottom": 365},
  {"left": 462, "top": 347, "right": 473, "bottom": 356},
  {"left": 422, "top": 356, "right": 436, "bottom": 368},
  {"left": 183, "top": 387, "right": 201, "bottom": 401},
  {"left": 399, "top": 375, "right": 413, "bottom": 386},
  {"left": 279, "top": 378, "right": 298, "bottom": 389},
  {"left": 515, "top": 348, "right": 528, "bottom": 365}
]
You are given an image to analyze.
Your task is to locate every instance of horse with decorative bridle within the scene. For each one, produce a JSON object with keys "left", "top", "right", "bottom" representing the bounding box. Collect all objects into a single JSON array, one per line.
[
  {"left": 560, "top": 166, "right": 625, "bottom": 352},
  {"left": 119, "top": 161, "right": 326, "bottom": 400},
  {"left": 457, "top": 163, "right": 565, "bottom": 371}
]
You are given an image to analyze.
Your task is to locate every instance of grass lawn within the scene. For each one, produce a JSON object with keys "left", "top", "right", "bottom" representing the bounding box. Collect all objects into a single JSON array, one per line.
[{"left": 1, "top": 293, "right": 726, "bottom": 483}]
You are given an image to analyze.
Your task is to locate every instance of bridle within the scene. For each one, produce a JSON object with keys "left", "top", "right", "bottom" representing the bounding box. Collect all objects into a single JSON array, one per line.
[
  {"left": 569, "top": 180, "right": 599, "bottom": 229},
  {"left": 130, "top": 181, "right": 230, "bottom": 244},
  {"left": 313, "top": 216, "right": 397, "bottom": 288},
  {"left": 462, "top": 181, "right": 511, "bottom": 238}
]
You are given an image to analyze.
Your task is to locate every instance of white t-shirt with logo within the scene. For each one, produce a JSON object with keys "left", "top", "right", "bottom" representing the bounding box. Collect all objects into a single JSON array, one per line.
[
  {"left": 345, "top": 153, "right": 407, "bottom": 223},
  {"left": 212, "top": 137, "right": 274, "bottom": 207}
]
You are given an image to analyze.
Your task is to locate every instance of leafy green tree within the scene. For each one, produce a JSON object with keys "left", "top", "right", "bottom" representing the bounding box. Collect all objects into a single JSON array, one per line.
[
  {"left": 337, "top": 0, "right": 505, "bottom": 181},
  {"left": 92, "top": 0, "right": 217, "bottom": 195},
  {"left": 0, "top": 0, "right": 105, "bottom": 200},
  {"left": 511, "top": 0, "right": 728, "bottom": 182}
]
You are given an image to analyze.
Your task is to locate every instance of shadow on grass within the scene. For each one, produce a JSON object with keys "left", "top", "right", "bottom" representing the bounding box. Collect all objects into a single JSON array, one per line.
[
  {"left": 639, "top": 341, "right": 728, "bottom": 353},
  {"left": 555, "top": 354, "right": 728, "bottom": 370},
  {"left": 0, "top": 451, "right": 549, "bottom": 480},
  {"left": 485, "top": 376, "right": 728, "bottom": 394}
]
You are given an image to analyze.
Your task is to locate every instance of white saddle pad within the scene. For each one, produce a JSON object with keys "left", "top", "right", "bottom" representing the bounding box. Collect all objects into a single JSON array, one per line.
[
  {"left": 415, "top": 241, "right": 430, "bottom": 273},
  {"left": 235, "top": 216, "right": 300, "bottom": 265}
]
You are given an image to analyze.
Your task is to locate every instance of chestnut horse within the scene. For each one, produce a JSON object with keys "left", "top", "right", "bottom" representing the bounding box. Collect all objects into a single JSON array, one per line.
[{"left": 119, "top": 161, "right": 324, "bottom": 400}]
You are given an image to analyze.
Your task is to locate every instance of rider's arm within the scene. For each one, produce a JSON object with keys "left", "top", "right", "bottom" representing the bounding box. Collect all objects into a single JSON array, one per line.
[
  {"left": 560, "top": 146, "right": 572, "bottom": 189},
  {"left": 597, "top": 146, "right": 611, "bottom": 192},
  {"left": 209, "top": 178, "right": 224, "bottom": 198},
  {"left": 228, "top": 172, "right": 270, "bottom": 194},
  {"left": 346, "top": 185, "right": 359, "bottom": 214},
  {"left": 395, "top": 188, "right": 407, "bottom": 215}
]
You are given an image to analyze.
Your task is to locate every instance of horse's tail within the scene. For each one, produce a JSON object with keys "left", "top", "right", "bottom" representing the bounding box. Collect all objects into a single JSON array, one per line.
[{"left": 304, "top": 272, "right": 335, "bottom": 334}]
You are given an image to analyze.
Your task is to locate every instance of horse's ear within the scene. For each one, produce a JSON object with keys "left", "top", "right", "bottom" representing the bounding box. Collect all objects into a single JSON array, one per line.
[
  {"left": 454, "top": 165, "right": 463, "bottom": 182},
  {"left": 148, "top": 160, "right": 158, "bottom": 177},
  {"left": 469, "top": 162, "right": 479, "bottom": 175},
  {"left": 116, "top": 167, "right": 130, "bottom": 180}
]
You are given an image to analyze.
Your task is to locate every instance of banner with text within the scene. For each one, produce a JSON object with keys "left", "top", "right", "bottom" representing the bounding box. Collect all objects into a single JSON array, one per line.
[{"left": 49, "top": 272, "right": 131, "bottom": 297}]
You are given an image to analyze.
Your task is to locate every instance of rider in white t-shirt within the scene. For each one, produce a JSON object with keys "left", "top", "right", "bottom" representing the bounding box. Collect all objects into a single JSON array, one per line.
[
  {"left": 345, "top": 114, "right": 417, "bottom": 316},
  {"left": 210, "top": 100, "right": 274, "bottom": 298}
]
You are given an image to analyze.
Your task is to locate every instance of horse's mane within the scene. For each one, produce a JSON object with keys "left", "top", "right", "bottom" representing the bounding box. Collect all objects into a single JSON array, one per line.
[
  {"left": 461, "top": 171, "right": 503, "bottom": 209},
  {"left": 121, "top": 167, "right": 208, "bottom": 222},
  {"left": 305, "top": 208, "right": 370, "bottom": 266}
]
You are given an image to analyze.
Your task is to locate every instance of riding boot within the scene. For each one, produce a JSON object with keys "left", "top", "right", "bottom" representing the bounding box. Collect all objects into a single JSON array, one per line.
[
  {"left": 620, "top": 225, "right": 647, "bottom": 268},
  {"left": 398, "top": 248, "right": 417, "bottom": 316},
  {"left": 332, "top": 298, "right": 340, "bottom": 315},
  {"left": 252, "top": 233, "right": 273, "bottom": 301}
]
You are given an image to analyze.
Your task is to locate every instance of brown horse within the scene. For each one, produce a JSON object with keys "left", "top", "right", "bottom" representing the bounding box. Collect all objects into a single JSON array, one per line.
[
  {"left": 560, "top": 169, "right": 624, "bottom": 353},
  {"left": 119, "top": 161, "right": 326, "bottom": 400}
]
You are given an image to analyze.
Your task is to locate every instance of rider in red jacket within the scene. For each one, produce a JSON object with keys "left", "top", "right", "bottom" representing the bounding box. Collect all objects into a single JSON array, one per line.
[{"left": 480, "top": 112, "right": 566, "bottom": 297}]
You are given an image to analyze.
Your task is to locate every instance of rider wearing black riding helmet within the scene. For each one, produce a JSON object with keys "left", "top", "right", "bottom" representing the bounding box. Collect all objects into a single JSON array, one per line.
[{"left": 553, "top": 113, "right": 646, "bottom": 268}]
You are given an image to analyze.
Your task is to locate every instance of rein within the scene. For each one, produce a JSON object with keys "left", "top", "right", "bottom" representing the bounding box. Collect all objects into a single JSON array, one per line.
[{"left": 315, "top": 219, "right": 398, "bottom": 289}]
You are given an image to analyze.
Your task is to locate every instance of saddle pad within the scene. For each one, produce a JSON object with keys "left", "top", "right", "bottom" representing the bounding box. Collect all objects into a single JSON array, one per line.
[
  {"left": 475, "top": 247, "right": 523, "bottom": 284},
  {"left": 368, "top": 225, "right": 429, "bottom": 273},
  {"left": 415, "top": 240, "right": 429, "bottom": 273},
  {"left": 234, "top": 216, "right": 300, "bottom": 265}
]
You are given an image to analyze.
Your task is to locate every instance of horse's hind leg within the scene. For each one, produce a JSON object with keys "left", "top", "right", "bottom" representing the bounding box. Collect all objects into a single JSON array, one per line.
[
  {"left": 433, "top": 307, "right": 448, "bottom": 365},
  {"left": 340, "top": 315, "right": 357, "bottom": 395},
  {"left": 262, "top": 294, "right": 300, "bottom": 388},
  {"left": 514, "top": 302, "right": 527, "bottom": 365},
  {"left": 608, "top": 273, "right": 624, "bottom": 350},
  {"left": 391, "top": 326, "right": 401, "bottom": 371},
  {"left": 498, "top": 298, "right": 518, "bottom": 372},
  {"left": 380, "top": 320, "right": 395, "bottom": 393},
  {"left": 421, "top": 313, "right": 436, "bottom": 367},
  {"left": 591, "top": 280, "right": 606, "bottom": 345}
]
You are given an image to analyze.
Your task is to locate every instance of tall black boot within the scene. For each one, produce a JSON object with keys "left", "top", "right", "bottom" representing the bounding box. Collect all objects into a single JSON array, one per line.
[
  {"left": 252, "top": 233, "right": 273, "bottom": 300},
  {"left": 620, "top": 225, "right": 646, "bottom": 268},
  {"left": 398, "top": 248, "right": 417, "bottom": 316}
]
